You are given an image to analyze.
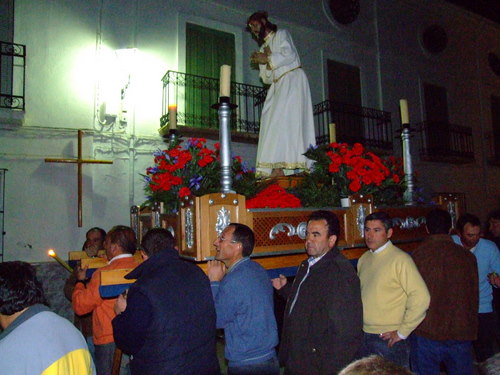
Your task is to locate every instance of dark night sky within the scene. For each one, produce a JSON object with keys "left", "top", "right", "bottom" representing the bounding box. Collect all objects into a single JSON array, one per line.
[{"left": 445, "top": 0, "right": 500, "bottom": 24}]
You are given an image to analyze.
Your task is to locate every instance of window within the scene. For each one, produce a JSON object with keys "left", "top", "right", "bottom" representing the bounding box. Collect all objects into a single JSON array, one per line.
[{"left": 184, "top": 23, "right": 235, "bottom": 128}]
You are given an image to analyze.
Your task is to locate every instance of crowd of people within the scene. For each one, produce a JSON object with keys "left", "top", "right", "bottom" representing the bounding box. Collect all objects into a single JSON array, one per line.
[{"left": 1, "top": 206, "right": 499, "bottom": 375}]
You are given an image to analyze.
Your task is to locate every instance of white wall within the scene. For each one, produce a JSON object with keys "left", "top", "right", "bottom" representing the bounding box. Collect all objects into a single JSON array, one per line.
[{"left": 1, "top": 0, "right": 499, "bottom": 262}]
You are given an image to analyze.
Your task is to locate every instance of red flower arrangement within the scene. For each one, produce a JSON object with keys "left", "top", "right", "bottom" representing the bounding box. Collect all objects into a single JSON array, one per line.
[
  {"left": 246, "top": 184, "right": 302, "bottom": 209},
  {"left": 143, "top": 138, "right": 256, "bottom": 212},
  {"left": 300, "top": 142, "right": 406, "bottom": 206}
]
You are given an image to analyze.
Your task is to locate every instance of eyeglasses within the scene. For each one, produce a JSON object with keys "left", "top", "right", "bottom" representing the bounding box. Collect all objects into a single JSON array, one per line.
[{"left": 218, "top": 235, "right": 239, "bottom": 244}]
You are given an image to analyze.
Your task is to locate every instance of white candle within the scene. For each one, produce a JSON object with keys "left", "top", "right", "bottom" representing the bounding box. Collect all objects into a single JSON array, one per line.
[
  {"left": 48, "top": 249, "right": 73, "bottom": 272},
  {"left": 168, "top": 104, "right": 177, "bottom": 130},
  {"left": 219, "top": 65, "right": 231, "bottom": 97},
  {"left": 399, "top": 99, "right": 409, "bottom": 124},
  {"left": 329, "top": 123, "right": 336, "bottom": 144}
]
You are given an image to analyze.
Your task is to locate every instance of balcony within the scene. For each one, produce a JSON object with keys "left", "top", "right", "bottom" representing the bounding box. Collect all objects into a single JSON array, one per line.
[
  {"left": 417, "top": 121, "right": 474, "bottom": 163},
  {"left": 313, "top": 100, "right": 393, "bottom": 152},
  {"left": 161, "top": 71, "right": 266, "bottom": 140},
  {"left": 0, "top": 41, "right": 25, "bottom": 110},
  {"left": 161, "top": 71, "right": 394, "bottom": 150}
]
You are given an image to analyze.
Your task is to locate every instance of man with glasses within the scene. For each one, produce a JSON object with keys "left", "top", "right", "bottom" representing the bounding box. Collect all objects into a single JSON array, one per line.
[{"left": 207, "top": 223, "right": 279, "bottom": 375}]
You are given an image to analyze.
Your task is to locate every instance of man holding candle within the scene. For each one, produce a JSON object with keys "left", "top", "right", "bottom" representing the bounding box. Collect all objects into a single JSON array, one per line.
[
  {"left": 64, "top": 227, "right": 107, "bottom": 363},
  {"left": 72, "top": 225, "right": 141, "bottom": 375},
  {"left": 247, "top": 11, "right": 316, "bottom": 178}
]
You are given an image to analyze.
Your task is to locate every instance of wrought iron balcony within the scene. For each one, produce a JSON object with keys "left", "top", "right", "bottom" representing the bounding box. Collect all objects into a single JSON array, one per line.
[
  {"left": 0, "top": 41, "right": 26, "bottom": 110},
  {"left": 416, "top": 121, "right": 474, "bottom": 163},
  {"left": 161, "top": 70, "right": 266, "bottom": 134},
  {"left": 313, "top": 100, "right": 393, "bottom": 151},
  {"left": 485, "top": 131, "right": 500, "bottom": 166}
]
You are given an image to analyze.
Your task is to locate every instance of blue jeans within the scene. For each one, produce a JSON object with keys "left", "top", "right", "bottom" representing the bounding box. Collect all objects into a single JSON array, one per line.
[
  {"left": 359, "top": 332, "right": 410, "bottom": 368},
  {"left": 410, "top": 334, "right": 474, "bottom": 375},
  {"left": 227, "top": 355, "right": 280, "bottom": 375}
]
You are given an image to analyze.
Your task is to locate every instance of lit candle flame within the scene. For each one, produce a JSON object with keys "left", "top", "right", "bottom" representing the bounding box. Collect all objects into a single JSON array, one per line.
[{"left": 47, "top": 249, "right": 73, "bottom": 272}]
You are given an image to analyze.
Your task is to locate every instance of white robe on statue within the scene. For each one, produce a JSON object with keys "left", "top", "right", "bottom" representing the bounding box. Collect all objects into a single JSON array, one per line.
[{"left": 256, "top": 29, "right": 316, "bottom": 177}]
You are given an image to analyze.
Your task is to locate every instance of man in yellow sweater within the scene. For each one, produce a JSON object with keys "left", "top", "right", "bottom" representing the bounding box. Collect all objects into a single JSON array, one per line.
[{"left": 357, "top": 212, "right": 430, "bottom": 369}]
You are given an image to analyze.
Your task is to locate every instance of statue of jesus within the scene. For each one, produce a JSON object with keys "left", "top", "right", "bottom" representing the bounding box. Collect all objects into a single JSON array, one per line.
[{"left": 247, "top": 11, "right": 316, "bottom": 178}]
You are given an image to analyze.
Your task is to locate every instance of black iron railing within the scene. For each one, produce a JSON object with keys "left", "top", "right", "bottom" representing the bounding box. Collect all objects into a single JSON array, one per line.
[
  {"left": 161, "top": 71, "right": 267, "bottom": 133},
  {"left": 313, "top": 100, "right": 393, "bottom": 151},
  {"left": 417, "top": 121, "right": 474, "bottom": 163},
  {"left": 0, "top": 41, "right": 25, "bottom": 110},
  {"left": 485, "top": 131, "right": 500, "bottom": 165}
]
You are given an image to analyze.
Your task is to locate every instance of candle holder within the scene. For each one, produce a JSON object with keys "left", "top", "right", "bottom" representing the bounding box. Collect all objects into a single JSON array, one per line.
[
  {"left": 168, "top": 128, "right": 178, "bottom": 144},
  {"left": 396, "top": 123, "right": 416, "bottom": 206},
  {"left": 212, "top": 97, "right": 237, "bottom": 194}
]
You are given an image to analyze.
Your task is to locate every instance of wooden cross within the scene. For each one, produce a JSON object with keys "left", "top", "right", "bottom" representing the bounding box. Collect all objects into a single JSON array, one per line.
[{"left": 45, "top": 130, "right": 113, "bottom": 227}]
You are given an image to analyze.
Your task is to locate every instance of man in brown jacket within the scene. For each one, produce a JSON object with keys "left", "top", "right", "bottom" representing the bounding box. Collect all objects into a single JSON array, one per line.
[{"left": 411, "top": 208, "right": 478, "bottom": 375}]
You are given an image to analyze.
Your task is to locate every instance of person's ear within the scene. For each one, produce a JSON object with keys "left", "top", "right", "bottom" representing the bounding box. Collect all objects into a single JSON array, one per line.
[{"left": 328, "top": 235, "right": 337, "bottom": 248}]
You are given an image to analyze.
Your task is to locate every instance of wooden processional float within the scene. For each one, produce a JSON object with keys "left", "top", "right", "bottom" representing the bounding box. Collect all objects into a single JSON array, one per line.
[{"left": 129, "top": 94, "right": 464, "bottom": 276}]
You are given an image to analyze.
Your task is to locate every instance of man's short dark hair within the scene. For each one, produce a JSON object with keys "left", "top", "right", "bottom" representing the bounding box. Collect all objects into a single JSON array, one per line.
[
  {"left": 426, "top": 208, "right": 452, "bottom": 234},
  {"left": 86, "top": 227, "right": 106, "bottom": 240},
  {"left": 141, "top": 228, "right": 175, "bottom": 257},
  {"left": 0, "top": 261, "right": 46, "bottom": 315},
  {"left": 230, "top": 223, "right": 255, "bottom": 257},
  {"left": 107, "top": 225, "right": 137, "bottom": 254},
  {"left": 456, "top": 213, "right": 481, "bottom": 234},
  {"left": 365, "top": 212, "right": 393, "bottom": 231},
  {"left": 308, "top": 210, "right": 340, "bottom": 237}
]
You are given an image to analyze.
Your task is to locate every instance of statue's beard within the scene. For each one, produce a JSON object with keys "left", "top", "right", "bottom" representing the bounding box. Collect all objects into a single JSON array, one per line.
[{"left": 256, "top": 26, "right": 267, "bottom": 45}]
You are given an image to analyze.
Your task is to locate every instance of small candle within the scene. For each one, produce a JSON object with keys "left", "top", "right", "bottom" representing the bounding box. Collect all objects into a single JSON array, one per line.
[
  {"left": 168, "top": 104, "right": 177, "bottom": 130},
  {"left": 48, "top": 249, "right": 73, "bottom": 273},
  {"left": 329, "top": 123, "right": 336, "bottom": 144},
  {"left": 399, "top": 99, "right": 409, "bottom": 124},
  {"left": 219, "top": 65, "right": 231, "bottom": 97}
]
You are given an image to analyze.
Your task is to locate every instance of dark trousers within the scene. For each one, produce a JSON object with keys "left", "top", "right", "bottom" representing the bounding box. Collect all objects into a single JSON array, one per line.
[
  {"left": 95, "top": 342, "right": 115, "bottom": 375},
  {"left": 359, "top": 332, "right": 410, "bottom": 369},
  {"left": 410, "top": 334, "right": 474, "bottom": 375},
  {"left": 475, "top": 312, "right": 498, "bottom": 362}
]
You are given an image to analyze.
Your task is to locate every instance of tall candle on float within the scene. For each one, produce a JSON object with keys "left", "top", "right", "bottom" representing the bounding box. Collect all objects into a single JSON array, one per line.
[
  {"left": 168, "top": 104, "right": 177, "bottom": 130},
  {"left": 48, "top": 249, "right": 73, "bottom": 272},
  {"left": 329, "top": 123, "right": 337, "bottom": 144},
  {"left": 219, "top": 65, "right": 231, "bottom": 97},
  {"left": 399, "top": 99, "right": 409, "bottom": 124}
]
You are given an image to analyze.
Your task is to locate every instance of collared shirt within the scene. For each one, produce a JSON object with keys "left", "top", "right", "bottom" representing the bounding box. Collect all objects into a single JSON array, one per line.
[
  {"left": 108, "top": 253, "right": 133, "bottom": 264},
  {"left": 370, "top": 240, "right": 391, "bottom": 254},
  {"left": 227, "top": 257, "right": 248, "bottom": 273},
  {"left": 308, "top": 251, "right": 328, "bottom": 267}
]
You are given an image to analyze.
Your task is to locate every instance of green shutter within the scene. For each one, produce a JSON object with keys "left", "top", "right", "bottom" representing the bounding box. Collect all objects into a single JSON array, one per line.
[{"left": 185, "top": 23, "right": 235, "bottom": 128}]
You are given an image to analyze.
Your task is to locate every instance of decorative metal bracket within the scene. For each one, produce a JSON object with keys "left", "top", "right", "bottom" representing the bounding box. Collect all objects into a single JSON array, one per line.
[
  {"left": 269, "top": 222, "right": 307, "bottom": 240},
  {"left": 392, "top": 216, "right": 426, "bottom": 230},
  {"left": 215, "top": 207, "right": 231, "bottom": 235}
]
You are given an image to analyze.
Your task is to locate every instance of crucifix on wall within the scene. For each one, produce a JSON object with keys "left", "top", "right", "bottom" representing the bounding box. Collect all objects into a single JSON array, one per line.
[{"left": 45, "top": 130, "right": 113, "bottom": 227}]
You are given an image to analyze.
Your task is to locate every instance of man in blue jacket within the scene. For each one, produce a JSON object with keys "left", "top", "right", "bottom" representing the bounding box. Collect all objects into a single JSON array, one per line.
[
  {"left": 207, "top": 223, "right": 279, "bottom": 375},
  {"left": 112, "top": 228, "right": 220, "bottom": 375},
  {"left": 452, "top": 213, "right": 500, "bottom": 362}
]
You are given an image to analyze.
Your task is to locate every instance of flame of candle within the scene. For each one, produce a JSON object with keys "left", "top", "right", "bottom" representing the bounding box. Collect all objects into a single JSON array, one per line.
[{"left": 47, "top": 249, "right": 73, "bottom": 272}]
